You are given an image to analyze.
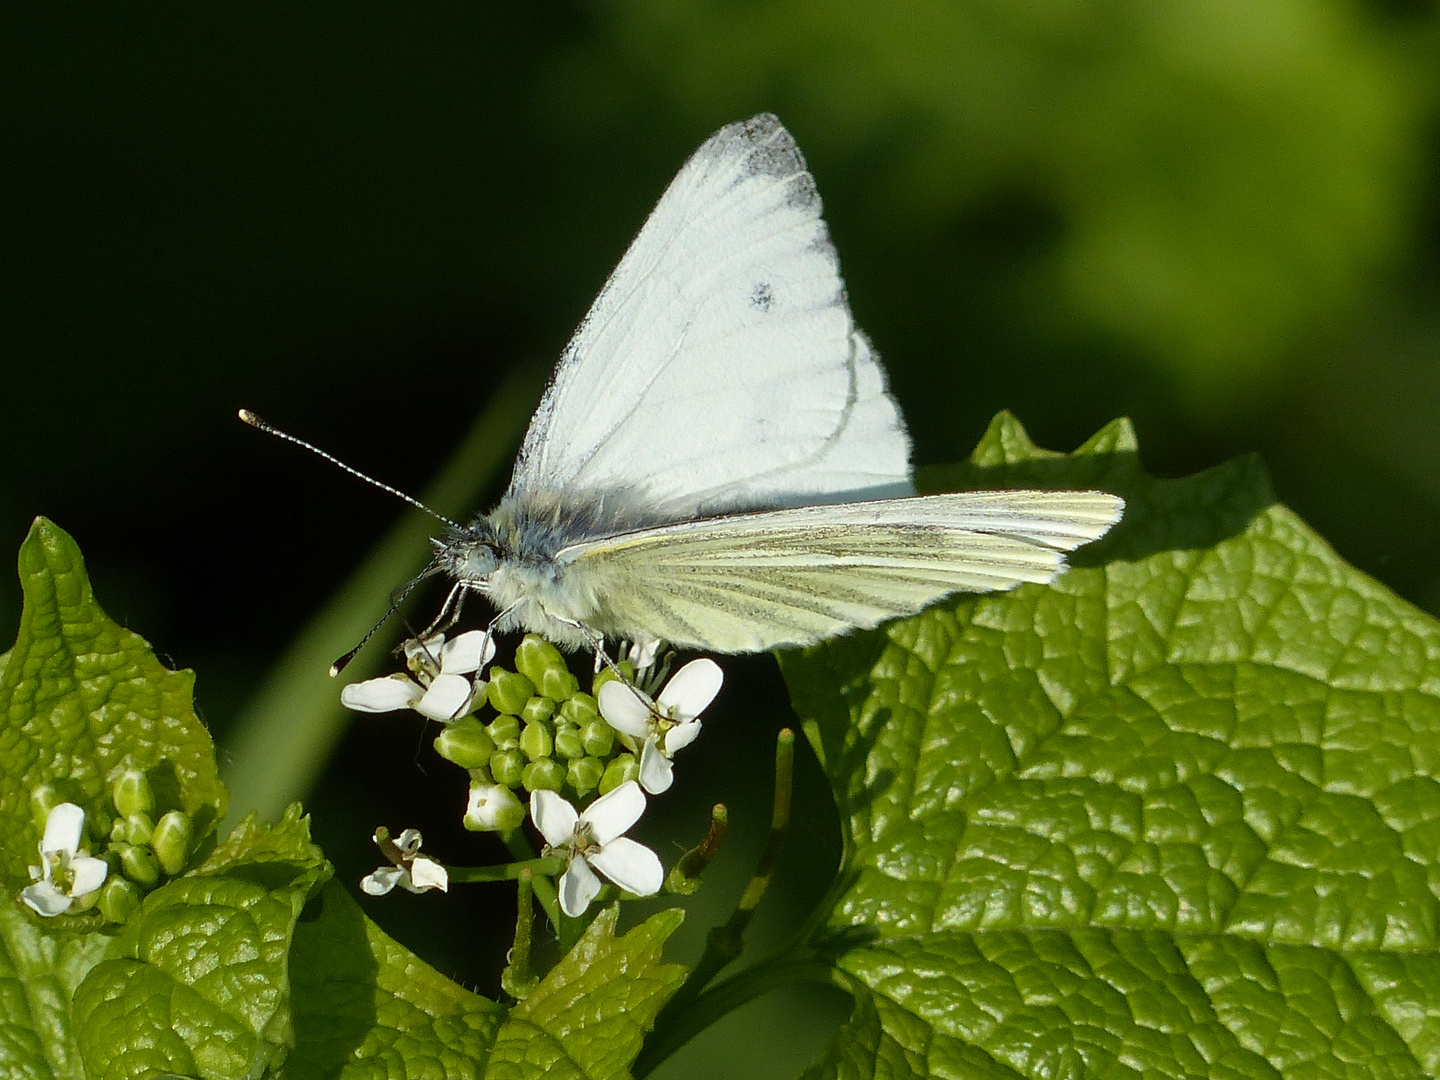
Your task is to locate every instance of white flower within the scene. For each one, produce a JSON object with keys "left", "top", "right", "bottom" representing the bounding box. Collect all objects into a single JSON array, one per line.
[
  {"left": 623, "top": 636, "right": 662, "bottom": 675},
  {"left": 597, "top": 658, "right": 721, "bottom": 794},
  {"left": 21, "top": 803, "right": 109, "bottom": 917},
  {"left": 530, "top": 782, "right": 663, "bottom": 917},
  {"left": 464, "top": 782, "right": 526, "bottom": 832},
  {"left": 361, "top": 827, "right": 449, "bottom": 896},
  {"left": 341, "top": 630, "right": 495, "bottom": 722}
]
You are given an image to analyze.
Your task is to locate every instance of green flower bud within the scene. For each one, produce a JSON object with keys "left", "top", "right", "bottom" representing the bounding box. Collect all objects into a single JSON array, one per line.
[
  {"left": 98, "top": 876, "right": 143, "bottom": 923},
  {"left": 111, "top": 767, "right": 155, "bottom": 819},
  {"left": 490, "top": 748, "right": 525, "bottom": 788},
  {"left": 521, "top": 758, "right": 565, "bottom": 793},
  {"left": 122, "top": 812, "right": 155, "bottom": 847},
  {"left": 487, "top": 714, "right": 521, "bottom": 747},
  {"left": 522, "top": 695, "right": 556, "bottom": 725},
  {"left": 559, "top": 693, "right": 600, "bottom": 727},
  {"left": 599, "top": 753, "right": 639, "bottom": 796},
  {"left": 581, "top": 719, "right": 615, "bottom": 758},
  {"left": 538, "top": 667, "right": 580, "bottom": 703},
  {"left": 151, "top": 811, "right": 193, "bottom": 876},
  {"left": 553, "top": 725, "right": 586, "bottom": 761},
  {"left": 591, "top": 662, "right": 634, "bottom": 696},
  {"left": 117, "top": 843, "right": 160, "bottom": 887},
  {"left": 434, "top": 717, "right": 496, "bottom": 769},
  {"left": 30, "top": 782, "right": 84, "bottom": 831},
  {"left": 514, "top": 634, "right": 567, "bottom": 685},
  {"left": 519, "top": 721, "right": 554, "bottom": 762},
  {"left": 566, "top": 756, "right": 605, "bottom": 799},
  {"left": 488, "top": 669, "right": 536, "bottom": 715}
]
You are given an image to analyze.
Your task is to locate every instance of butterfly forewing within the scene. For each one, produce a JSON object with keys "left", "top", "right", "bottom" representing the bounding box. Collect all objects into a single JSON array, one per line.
[{"left": 507, "top": 114, "right": 912, "bottom": 522}]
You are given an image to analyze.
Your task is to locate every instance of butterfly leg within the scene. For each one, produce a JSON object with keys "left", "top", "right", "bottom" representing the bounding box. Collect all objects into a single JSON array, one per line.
[{"left": 418, "top": 582, "right": 467, "bottom": 639}]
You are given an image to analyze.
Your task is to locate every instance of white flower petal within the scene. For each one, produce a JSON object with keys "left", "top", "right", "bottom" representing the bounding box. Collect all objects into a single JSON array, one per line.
[
  {"left": 664, "top": 720, "right": 702, "bottom": 756},
  {"left": 41, "top": 803, "right": 86, "bottom": 856},
  {"left": 597, "top": 682, "right": 654, "bottom": 739},
  {"left": 638, "top": 739, "right": 674, "bottom": 795},
  {"left": 440, "top": 630, "right": 494, "bottom": 675},
  {"left": 414, "top": 674, "right": 473, "bottom": 721},
  {"left": 559, "top": 853, "right": 602, "bottom": 917},
  {"left": 393, "top": 828, "right": 424, "bottom": 856},
  {"left": 589, "top": 837, "right": 663, "bottom": 898},
  {"left": 581, "top": 780, "right": 646, "bottom": 847},
  {"left": 530, "top": 789, "right": 579, "bottom": 849},
  {"left": 403, "top": 857, "right": 449, "bottom": 893},
  {"left": 20, "top": 881, "right": 73, "bottom": 916},
  {"left": 657, "top": 659, "right": 723, "bottom": 719},
  {"left": 341, "top": 674, "right": 424, "bottom": 713},
  {"left": 69, "top": 855, "right": 108, "bottom": 898},
  {"left": 403, "top": 633, "right": 446, "bottom": 662},
  {"left": 626, "top": 637, "right": 661, "bottom": 673},
  {"left": 361, "top": 867, "right": 403, "bottom": 896}
]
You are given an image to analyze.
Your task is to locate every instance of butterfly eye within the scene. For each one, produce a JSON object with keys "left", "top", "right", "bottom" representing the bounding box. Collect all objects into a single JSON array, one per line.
[{"left": 460, "top": 542, "right": 498, "bottom": 580}]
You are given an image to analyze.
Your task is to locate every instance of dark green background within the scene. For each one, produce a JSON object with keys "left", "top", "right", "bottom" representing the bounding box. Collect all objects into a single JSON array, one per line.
[{"left": 5, "top": 5, "right": 1439, "bottom": 1076}]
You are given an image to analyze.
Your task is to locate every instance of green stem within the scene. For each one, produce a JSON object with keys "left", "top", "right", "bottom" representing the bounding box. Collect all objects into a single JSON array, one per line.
[
  {"left": 504, "top": 828, "right": 560, "bottom": 928},
  {"left": 501, "top": 869, "right": 539, "bottom": 1000},
  {"left": 447, "top": 856, "right": 563, "bottom": 883}
]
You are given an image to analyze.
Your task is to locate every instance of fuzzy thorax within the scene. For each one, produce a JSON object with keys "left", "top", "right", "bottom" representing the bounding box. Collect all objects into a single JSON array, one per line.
[{"left": 433, "top": 492, "right": 655, "bottom": 650}]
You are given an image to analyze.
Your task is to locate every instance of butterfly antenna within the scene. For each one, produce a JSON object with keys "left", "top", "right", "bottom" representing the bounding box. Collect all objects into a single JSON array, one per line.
[
  {"left": 238, "top": 409, "right": 462, "bottom": 530},
  {"left": 330, "top": 564, "right": 443, "bottom": 677}
]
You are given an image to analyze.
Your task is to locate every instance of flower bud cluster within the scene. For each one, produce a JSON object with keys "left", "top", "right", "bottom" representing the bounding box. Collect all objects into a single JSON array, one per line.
[
  {"left": 23, "top": 761, "right": 198, "bottom": 923},
  {"left": 432, "top": 636, "right": 644, "bottom": 830}
]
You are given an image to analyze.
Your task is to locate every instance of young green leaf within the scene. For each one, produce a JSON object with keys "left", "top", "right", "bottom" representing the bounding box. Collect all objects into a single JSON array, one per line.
[
  {"left": 0, "top": 517, "right": 228, "bottom": 893},
  {"left": 784, "top": 414, "right": 1440, "bottom": 1079},
  {"left": 484, "top": 906, "right": 686, "bottom": 1080}
]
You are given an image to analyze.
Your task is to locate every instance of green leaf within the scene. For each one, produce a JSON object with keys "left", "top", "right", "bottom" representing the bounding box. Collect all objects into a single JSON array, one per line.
[
  {"left": 484, "top": 906, "right": 686, "bottom": 1080},
  {"left": 72, "top": 806, "right": 331, "bottom": 1080},
  {"left": 0, "top": 517, "right": 227, "bottom": 894},
  {"left": 783, "top": 414, "right": 1440, "bottom": 1078},
  {"left": 0, "top": 902, "right": 116, "bottom": 1080},
  {"left": 0, "top": 518, "right": 234, "bottom": 1079},
  {"left": 285, "top": 880, "right": 506, "bottom": 1080}
]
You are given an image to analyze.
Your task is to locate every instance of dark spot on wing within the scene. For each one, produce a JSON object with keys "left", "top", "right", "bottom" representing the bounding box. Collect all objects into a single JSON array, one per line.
[{"left": 751, "top": 282, "right": 775, "bottom": 312}]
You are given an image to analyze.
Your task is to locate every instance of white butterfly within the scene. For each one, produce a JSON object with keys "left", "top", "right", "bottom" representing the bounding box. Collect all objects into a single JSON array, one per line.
[{"left": 423, "top": 114, "right": 1124, "bottom": 654}]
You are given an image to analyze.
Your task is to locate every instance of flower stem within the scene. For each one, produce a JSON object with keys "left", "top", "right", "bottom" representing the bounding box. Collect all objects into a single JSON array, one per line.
[
  {"left": 503, "top": 829, "right": 559, "bottom": 927},
  {"left": 446, "top": 856, "right": 563, "bottom": 883},
  {"left": 501, "top": 869, "right": 540, "bottom": 1000}
]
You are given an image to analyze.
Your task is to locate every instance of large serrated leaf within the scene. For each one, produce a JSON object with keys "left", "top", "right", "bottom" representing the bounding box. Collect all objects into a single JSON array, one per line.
[
  {"left": 0, "top": 517, "right": 228, "bottom": 890},
  {"left": 783, "top": 414, "right": 1440, "bottom": 1079},
  {"left": 484, "top": 907, "right": 686, "bottom": 1080}
]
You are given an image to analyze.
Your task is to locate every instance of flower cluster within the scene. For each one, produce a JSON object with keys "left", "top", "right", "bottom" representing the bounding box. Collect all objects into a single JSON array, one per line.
[
  {"left": 19, "top": 762, "right": 199, "bottom": 922},
  {"left": 344, "top": 631, "right": 722, "bottom": 916}
]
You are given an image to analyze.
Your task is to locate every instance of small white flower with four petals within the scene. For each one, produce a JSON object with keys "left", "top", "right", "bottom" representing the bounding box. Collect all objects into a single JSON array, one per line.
[
  {"left": 597, "top": 658, "right": 722, "bottom": 794},
  {"left": 360, "top": 827, "right": 449, "bottom": 896},
  {"left": 21, "top": 803, "right": 109, "bottom": 917},
  {"left": 341, "top": 630, "right": 495, "bottom": 722},
  {"left": 530, "top": 781, "right": 663, "bottom": 917}
]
